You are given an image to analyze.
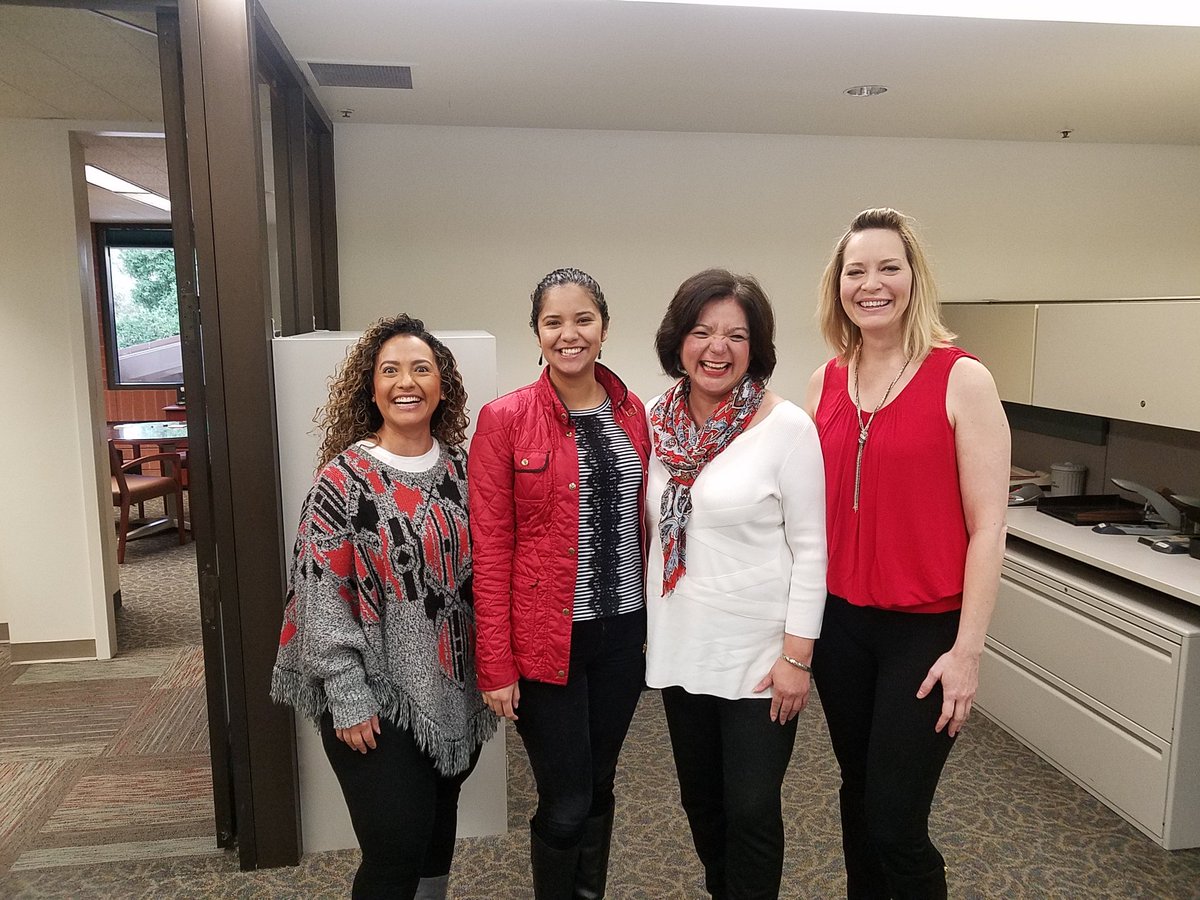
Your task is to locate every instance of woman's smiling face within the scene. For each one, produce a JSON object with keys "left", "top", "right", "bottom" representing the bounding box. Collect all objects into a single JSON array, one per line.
[
  {"left": 535, "top": 283, "right": 607, "bottom": 380},
  {"left": 679, "top": 295, "right": 751, "bottom": 407},
  {"left": 371, "top": 333, "right": 442, "bottom": 439},
  {"left": 839, "top": 227, "right": 912, "bottom": 338}
]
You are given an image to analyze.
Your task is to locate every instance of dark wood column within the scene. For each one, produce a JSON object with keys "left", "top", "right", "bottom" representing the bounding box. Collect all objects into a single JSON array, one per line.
[{"left": 176, "top": 0, "right": 300, "bottom": 869}]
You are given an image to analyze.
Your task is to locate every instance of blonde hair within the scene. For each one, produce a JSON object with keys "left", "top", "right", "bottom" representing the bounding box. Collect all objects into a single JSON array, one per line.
[
  {"left": 817, "top": 207, "right": 955, "bottom": 364},
  {"left": 315, "top": 315, "right": 469, "bottom": 469}
]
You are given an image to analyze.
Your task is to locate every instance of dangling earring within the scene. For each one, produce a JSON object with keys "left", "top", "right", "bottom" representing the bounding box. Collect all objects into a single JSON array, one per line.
[
  {"left": 598, "top": 347, "right": 603, "bottom": 360},
  {"left": 538, "top": 352, "right": 544, "bottom": 366}
]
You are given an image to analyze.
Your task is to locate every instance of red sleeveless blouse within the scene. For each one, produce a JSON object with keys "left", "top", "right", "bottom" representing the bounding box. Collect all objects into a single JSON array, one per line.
[{"left": 814, "top": 346, "right": 973, "bottom": 613}]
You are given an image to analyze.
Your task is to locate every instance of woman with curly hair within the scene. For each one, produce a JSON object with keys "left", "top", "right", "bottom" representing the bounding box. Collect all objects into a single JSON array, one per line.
[{"left": 272, "top": 314, "right": 496, "bottom": 900}]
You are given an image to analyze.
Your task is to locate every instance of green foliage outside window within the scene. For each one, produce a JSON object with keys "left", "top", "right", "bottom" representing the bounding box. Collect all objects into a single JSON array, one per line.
[{"left": 111, "top": 247, "right": 179, "bottom": 349}]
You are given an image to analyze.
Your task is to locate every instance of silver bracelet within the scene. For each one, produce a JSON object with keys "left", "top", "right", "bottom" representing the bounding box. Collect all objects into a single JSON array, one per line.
[{"left": 780, "top": 654, "right": 813, "bottom": 674}]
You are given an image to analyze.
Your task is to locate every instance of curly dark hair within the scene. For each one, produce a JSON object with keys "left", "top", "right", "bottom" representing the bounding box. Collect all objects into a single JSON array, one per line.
[
  {"left": 529, "top": 267, "right": 609, "bottom": 334},
  {"left": 315, "top": 314, "right": 469, "bottom": 468}
]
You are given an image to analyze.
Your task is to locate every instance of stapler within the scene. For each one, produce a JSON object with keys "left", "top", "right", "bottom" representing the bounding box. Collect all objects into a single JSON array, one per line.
[{"left": 1093, "top": 479, "right": 1182, "bottom": 537}]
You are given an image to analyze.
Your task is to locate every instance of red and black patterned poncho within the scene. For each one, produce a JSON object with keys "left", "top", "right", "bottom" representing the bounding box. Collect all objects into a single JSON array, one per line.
[{"left": 270, "top": 443, "right": 496, "bottom": 776}]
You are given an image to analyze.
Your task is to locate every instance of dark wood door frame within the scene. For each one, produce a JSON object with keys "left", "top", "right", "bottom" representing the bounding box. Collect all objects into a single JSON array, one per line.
[
  {"left": 156, "top": 6, "right": 236, "bottom": 851},
  {"left": 20, "top": 0, "right": 340, "bottom": 869},
  {"left": 253, "top": 5, "right": 338, "bottom": 336},
  {"left": 175, "top": 0, "right": 301, "bottom": 868}
]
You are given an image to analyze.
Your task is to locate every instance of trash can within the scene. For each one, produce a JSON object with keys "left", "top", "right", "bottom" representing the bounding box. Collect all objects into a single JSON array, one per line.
[{"left": 1049, "top": 462, "right": 1087, "bottom": 496}]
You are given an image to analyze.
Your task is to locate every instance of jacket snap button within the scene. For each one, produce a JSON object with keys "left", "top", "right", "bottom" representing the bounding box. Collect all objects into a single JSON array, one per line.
[
  {"left": 521, "top": 458, "right": 529, "bottom": 466},
  {"left": 557, "top": 669, "right": 566, "bottom": 677},
  {"left": 562, "top": 608, "right": 570, "bottom": 615},
  {"left": 568, "top": 482, "right": 576, "bottom": 490},
  {"left": 566, "top": 431, "right": 574, "bottom": 438},
  {"left": 567, "top": 547, "right": 575, "bottom": 556}
]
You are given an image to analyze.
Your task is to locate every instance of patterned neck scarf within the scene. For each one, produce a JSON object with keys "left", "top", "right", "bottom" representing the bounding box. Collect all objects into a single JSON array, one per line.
[{"left": 650, "top": 375, "right": 765, "bottom": 596}]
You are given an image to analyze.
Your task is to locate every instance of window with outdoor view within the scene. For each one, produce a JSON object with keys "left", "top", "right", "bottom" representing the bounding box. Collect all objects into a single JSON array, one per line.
[{"left": 98, "top": 226, "right": 183, "bottom": 388}]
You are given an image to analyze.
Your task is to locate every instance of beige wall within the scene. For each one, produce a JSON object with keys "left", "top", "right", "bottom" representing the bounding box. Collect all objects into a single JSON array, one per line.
[
  {"left": 4, "top": 118, "right": 1197, "bottom": 654},
  {"left": 0, "top": 119, "right": 152, "bottom": 658},
  {"left": 333, "top": 124, "right": 1200, "bottom": 407}
]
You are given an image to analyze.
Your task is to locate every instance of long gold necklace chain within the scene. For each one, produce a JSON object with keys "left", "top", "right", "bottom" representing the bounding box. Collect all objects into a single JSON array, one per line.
[{"left": 852, "top": 348, "right": 911, "bottom": 512}]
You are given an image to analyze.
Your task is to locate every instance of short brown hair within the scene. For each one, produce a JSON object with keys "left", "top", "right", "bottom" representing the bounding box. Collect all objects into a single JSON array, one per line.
[
  {"left": 655, "top": 268, "right": 776, "bottom": 381},
  {"left": 817, "top": 207, "right": 955, "bottom": 364}
]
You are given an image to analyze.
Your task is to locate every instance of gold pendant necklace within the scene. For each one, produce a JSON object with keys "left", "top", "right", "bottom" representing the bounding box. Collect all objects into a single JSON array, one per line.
[{"left": 852, "top": 347, "right": 911, "bottom": 512}]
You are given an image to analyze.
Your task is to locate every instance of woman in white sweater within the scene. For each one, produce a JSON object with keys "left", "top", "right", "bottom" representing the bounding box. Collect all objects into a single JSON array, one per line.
[{"left": 646, "top": 269, "right": 827, "bottom": 900}]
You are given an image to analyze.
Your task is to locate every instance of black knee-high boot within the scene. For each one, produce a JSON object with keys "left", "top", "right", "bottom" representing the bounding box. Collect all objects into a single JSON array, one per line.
[
  {"left": 887, "top": 864, "right": 948, "bottom": 900},
  {"left": 531, "top": 820, "right": 581, "bottom": 900},
  {"left": 573, "top": 807, "right": 614, "bottom": 899}
]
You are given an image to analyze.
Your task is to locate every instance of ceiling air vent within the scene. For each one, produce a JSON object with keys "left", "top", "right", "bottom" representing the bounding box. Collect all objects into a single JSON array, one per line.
[{"left": 307, "top": 63, "right": 413, "bottom": 89}]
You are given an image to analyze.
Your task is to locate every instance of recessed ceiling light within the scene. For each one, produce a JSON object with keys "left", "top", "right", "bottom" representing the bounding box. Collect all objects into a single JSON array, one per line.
[
  {"left": 85, "top": 164, "right": 139, "bottom": 193},
  {"left": 845, "top": 84, "right": 888, "bottom": 97},
  {"left": 127, "top": 193, "right": 172, "bottom": 212},
  {"left": 84, "top": 164, "right": 171, "bottom": 212}
]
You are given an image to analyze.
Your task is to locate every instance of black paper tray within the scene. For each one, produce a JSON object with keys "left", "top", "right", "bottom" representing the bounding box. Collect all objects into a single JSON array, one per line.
[{"left": 1036, "top": 494, "right": 1145, "bottom": 526}]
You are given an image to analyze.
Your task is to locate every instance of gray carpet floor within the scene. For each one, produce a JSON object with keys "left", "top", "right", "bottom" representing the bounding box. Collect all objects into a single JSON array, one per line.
[{"left": 3, "top": 499, "right": 1199, "bottom": 897}]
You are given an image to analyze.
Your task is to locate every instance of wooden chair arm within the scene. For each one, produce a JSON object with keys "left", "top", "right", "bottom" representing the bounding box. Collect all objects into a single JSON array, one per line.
[{"left": 121, "top": 452, "right": 184, "bottom": 474}]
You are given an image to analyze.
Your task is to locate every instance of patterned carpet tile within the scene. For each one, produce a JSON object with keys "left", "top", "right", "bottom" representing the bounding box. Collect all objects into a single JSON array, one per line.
[
  {"left": 0, "top": 703, "right": 142, "bottom": 762},
  {"left": 0, "top": 642, "right": 13, "bottom": 689},
  {"left": 1, "top": 676, "right": 157, "bottom": 708},
  {"left": 30, "top": 816, "right": 216, "bottom": 850},
  {"left": 0, "top": 760, "right": 82, "bottom": 869},
  {"left": 9, "top": 836, "right": 222, "bottom": 873},
  {"left": 13, "top": 649, "right": 180, "bottom": 684},
  {"left": 11, "top": 756, "right": 216, "bottom": 876},
  {"left": 37, "top": 755, "right": 213, "bottom": 832},
  {"left": 151, "top": 645, "right": 205, "bottom": 692},
  {"left": 105, "top": 683, "right": 210, "bottom": 757}
]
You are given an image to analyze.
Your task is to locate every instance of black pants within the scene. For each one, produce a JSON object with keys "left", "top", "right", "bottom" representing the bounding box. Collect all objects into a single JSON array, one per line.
[
  {"left": 515, "top": 608, "right": 647, "bottom": 848},
  {"left": 812, "top": 595, "right": 960, "bottom": 900},
  {"left": 321, "top": 712, "right": 481, "bottom": 900},
  {"left": 661, "top": 686, "right": 799, "bottom": 900}
]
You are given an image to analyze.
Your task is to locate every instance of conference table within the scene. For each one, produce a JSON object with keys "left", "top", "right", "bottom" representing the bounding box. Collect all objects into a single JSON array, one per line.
[{"left": 108, "top": 420, "right": 189, "bottom": 539}]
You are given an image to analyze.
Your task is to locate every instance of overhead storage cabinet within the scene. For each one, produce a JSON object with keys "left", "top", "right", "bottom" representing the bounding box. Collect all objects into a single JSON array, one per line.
[
  {"left": 942, "top": 298, "right": 1200, "bottom": 429},
  {"left": 1032, "top": 300, "right": 1200, "bottom": 431},
  {"left": 940, "top": 302, "right": 1036, "bottom": 404}
]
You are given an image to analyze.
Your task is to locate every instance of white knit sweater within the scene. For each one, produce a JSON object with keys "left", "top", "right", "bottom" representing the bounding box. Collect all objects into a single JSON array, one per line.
[{"left": 645, "top": 400, "right": 827, "bottom": 699}]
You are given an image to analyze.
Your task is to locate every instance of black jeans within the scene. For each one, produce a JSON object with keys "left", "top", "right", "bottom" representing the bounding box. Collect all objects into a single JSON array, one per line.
[
  {"left": 321, "top": 712, "right": 481, "bottom": 900},
  {"left": 812, "top": 595, "right": 960, "bottom": 900},
  {"left": 661, "top": 686, "right": 799, "bottom": 900},
  {"left": 515, "top": 608, "right": 647, "bottom": 849}
]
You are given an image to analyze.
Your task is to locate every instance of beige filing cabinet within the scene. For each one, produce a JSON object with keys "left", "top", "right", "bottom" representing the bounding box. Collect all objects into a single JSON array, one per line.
[{"left": 979, "top": 538, "right": 1200, "bottom": 849}]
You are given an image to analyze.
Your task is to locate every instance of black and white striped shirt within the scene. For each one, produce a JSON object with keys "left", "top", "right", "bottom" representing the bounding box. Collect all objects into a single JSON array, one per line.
[{"left": 570, "top": 398, "right": 645, "bottom": 621}]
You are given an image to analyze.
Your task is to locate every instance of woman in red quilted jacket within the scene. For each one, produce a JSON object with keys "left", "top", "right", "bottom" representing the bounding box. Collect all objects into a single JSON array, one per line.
[{"left": 468, "top": 268, "right": 650, "bottom": 900}]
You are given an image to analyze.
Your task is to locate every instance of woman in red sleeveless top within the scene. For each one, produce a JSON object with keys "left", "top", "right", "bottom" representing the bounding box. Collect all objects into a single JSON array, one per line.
[{"left": 803, "top": 208, "right": 1009, "bottom": 899}]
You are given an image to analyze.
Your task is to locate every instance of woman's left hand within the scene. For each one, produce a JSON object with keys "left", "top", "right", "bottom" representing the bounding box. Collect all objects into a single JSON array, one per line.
[
  {"left": 917, "top": 648, "right": 980, "bottom": 737},
  {"left": 753, "top": 658, "right": 811, "bottom": 725}
]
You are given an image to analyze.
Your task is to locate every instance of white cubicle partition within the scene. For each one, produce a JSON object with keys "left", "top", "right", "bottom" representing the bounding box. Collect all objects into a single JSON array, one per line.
[{"left": 273, "top": 330, "right": 506, "bottom": 853}]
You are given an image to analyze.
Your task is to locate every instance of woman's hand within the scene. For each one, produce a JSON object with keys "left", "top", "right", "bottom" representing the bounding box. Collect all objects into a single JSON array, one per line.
[
  {"left": 483, "top": 681, "right": 521, "bottom": 721},
  {"left": 753, "top": 658, "right": 811, "bottom": 725},
  {"left": 917, "top": 648, "right": 980, "bottom": 737},
  {"left": 336, "top": 714, "right": 381, "bottom": 753}
]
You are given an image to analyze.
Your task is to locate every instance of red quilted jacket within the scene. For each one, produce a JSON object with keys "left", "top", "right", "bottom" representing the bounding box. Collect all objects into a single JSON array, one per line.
[{"left": 467, "top": 365, "right": 650, "bottom": 691}]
